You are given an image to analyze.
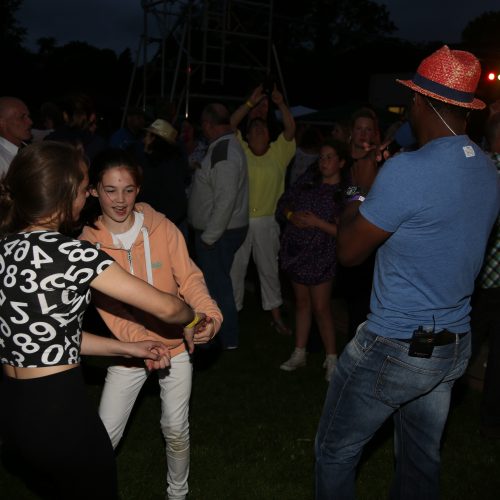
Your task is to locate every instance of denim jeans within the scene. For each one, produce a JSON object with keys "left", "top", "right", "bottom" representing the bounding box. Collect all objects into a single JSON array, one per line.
[
  {"left": 315, "top": 322, "right": 471, "bottom": 500},
  {"left": 194, "top": 226, "right": 248, "bottom": 348}
]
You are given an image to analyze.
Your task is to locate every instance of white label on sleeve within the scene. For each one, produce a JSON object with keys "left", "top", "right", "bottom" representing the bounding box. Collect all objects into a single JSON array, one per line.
[{"left": 463, "top": 145, "right": 475, "bottom": 158}]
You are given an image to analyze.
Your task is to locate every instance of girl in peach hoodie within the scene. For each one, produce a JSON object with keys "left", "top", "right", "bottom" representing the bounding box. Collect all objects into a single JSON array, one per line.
[{"left": 80, "top": 149, "right": 222, "bottom": 500}]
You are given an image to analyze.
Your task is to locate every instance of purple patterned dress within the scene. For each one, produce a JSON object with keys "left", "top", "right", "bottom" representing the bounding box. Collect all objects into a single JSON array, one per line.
[{"left": 277, "top": 170, "right": 344, "bottom": 285}]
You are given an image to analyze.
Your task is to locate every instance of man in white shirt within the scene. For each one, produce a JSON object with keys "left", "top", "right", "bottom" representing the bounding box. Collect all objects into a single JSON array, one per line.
[{"left": 0, "top": 96, "right": 33, "bottom": 175}]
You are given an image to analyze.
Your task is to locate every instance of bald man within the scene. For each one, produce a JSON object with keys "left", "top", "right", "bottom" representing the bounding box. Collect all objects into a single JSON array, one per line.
[{"left": 0, "top": 96, "right": 33, "bottom": 175}]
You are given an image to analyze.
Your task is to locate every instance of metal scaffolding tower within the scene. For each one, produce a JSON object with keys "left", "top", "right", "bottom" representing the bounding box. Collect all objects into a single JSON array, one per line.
[{"left": 124, "top": 0, "right": 278, "bottom": 122}]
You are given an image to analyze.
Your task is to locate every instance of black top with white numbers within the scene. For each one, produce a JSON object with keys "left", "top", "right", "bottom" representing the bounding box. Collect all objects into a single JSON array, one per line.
[{"left": 0, "top": 231, "right": 114, "bottom": 367}]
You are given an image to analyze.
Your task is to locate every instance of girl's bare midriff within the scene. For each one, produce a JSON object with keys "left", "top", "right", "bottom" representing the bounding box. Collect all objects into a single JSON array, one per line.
[{"left": 2, "top": 364, "right": 78, "bottom": 379}]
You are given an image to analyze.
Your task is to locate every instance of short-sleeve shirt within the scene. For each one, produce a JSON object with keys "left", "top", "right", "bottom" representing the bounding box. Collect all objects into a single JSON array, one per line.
[
  {"left": 0, "top": 231, "right": 114, "bottom": 367},
  {"left": 238, "top": 131, "right": 296, "bottom": 217},
  {"left": 360, "top": 135, "right": 500, "bottom": 338}
]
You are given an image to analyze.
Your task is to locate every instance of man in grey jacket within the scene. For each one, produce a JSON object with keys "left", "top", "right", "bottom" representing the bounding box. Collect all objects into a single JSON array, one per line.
[{"left": 189, "top": 102, "right": 249, "bottom": 349}]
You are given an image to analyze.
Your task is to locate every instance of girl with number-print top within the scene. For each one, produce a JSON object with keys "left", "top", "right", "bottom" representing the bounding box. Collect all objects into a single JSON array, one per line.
[
  {"left": 0, "top": 142, "right": 211, "bottom": 500},
  {"left": 79, "top": 148, "right": 221, "bottom": 500}
]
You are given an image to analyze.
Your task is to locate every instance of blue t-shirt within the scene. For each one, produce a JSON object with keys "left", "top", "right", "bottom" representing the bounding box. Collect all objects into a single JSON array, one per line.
[{"left": 360, "top": 135, "right": 500, "bottom": 338}]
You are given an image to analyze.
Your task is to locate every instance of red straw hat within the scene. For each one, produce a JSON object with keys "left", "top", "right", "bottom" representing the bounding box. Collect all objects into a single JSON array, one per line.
[{"left": 397, "top": 45, "right": 485, "bottom": 110}]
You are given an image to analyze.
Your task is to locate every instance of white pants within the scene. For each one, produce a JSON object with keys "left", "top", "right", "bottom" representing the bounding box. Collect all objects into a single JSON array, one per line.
[
  {"left": 230, "top": 215, "right": 283, "bottom": 311},
  {"left": 98, "top": 351, "right": 192, "bottom": 500}
]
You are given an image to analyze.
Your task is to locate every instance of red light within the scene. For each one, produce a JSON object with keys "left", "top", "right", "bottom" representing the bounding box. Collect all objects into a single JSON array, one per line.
[{"left": 488, "top": 72, "right": 496, "bottom": 81}]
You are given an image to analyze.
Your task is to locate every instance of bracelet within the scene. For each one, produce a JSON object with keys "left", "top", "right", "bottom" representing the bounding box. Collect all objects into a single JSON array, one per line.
[
  {"left": 184, "top": 312, "right": 201, "bottom": 329},
  {"left": 245, "top": 100, "right": 254, "bottom": 109},
  {"left": 348, "top": 195, "right": 366, "bottom": 203},
  {"left": 286, "top": 210, "right": 293, "bottom": 220},
  {"left": 344, "top": 185, "right": 366, "bottom": 198}
]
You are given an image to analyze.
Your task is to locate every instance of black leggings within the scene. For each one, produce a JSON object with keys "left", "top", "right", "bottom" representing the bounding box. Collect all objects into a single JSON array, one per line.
[{"left": 0, "top": 367, "right": 117, "bottom": 499}]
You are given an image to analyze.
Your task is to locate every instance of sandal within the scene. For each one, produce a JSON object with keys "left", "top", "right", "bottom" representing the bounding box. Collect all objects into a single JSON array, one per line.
[{"left": 270, "top": 320, "right": 292, "bottom": 336}]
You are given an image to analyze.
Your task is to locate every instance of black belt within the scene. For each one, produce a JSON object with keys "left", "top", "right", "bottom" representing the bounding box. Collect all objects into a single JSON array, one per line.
[{"left": 397, "top": 330, "right": 468, "bottom": 346}]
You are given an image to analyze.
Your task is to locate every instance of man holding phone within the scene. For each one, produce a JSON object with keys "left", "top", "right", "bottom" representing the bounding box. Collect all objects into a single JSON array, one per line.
[{"left": 315, "top": 45, "right": 500, "bottom": 500}]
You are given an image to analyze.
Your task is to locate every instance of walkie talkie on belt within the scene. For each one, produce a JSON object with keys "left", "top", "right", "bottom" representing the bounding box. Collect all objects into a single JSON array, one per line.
[{"left": 408, "top": 326, "right": 435, "bottom": 358}]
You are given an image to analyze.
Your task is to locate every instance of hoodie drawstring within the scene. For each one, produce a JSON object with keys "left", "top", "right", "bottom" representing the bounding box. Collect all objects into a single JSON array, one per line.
[{"left": 141, "top": 227, "right": 154, "bottom": 286}]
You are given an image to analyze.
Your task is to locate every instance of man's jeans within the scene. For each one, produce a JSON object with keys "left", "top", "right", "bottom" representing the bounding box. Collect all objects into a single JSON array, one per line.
[
  {"left": 194, "top": 226, "right": 248, "bottom": 348},
  {"left": 315, "top": 323, "right": 471, "bottom": 500}
]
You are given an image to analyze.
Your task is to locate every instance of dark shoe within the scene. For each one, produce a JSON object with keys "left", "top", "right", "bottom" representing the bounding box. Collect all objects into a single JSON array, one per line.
[{"left": 270, "top": 320, "right": 292, "bottom": 336}]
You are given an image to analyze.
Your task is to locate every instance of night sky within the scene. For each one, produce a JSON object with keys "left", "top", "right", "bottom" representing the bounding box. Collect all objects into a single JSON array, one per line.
[{"left": 16, "top": 0, "right": 500, "bottom": 55}]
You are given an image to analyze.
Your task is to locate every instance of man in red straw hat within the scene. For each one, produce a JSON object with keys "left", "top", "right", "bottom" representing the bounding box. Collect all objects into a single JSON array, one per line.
[{"left": 315, "top": 45, "right": 500, "bottom": 499}]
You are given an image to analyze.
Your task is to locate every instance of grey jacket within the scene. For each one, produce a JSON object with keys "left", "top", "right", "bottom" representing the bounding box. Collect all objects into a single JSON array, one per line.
[{"left": 188, "top": 132, "right": 249, "bottom": 245}]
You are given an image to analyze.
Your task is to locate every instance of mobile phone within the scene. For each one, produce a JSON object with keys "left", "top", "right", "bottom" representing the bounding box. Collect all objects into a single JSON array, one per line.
[{"left": 262, "top": 75, "right": 274, "bottom": 96}]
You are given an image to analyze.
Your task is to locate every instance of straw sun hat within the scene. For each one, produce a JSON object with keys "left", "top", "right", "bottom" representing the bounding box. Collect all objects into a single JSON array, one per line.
[
  {"left": 146, "top": 119, "right": 178, "bottom": 144},
  {"left": 397, "top": 45, "right": 485, "bottom": 110}
]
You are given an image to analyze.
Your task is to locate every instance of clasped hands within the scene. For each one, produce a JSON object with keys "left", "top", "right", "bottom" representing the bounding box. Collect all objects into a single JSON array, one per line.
[
  {"left": 183, "top": 312, "right": 216, "bottom": 353},
  {"left": 248, "top": 84, "right": 284, "bottom": 108},
  {"left": 137, "top": 312, "right": 215, "bottom": 371},
  {"left": 289, "top": 210, "right": 323, "bottom": 229}
]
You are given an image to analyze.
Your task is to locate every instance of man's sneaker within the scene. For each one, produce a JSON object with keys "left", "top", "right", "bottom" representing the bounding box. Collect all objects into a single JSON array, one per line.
[
  {"left": 280, "top": 348, "right": 306, "bottom": 371},
  {"left": 324, "top": 354, "right": 338, "bottom": 382}
]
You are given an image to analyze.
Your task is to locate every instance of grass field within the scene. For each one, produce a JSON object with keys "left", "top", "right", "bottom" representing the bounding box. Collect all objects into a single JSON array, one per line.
[{"left": 1, "top": 289, "right": 499, "bottom": 499}]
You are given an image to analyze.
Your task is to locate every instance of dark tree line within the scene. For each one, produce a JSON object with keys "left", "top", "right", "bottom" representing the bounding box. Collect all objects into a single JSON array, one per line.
[{"left": 2, "top": 0, "right": 500, "bottom": 123}]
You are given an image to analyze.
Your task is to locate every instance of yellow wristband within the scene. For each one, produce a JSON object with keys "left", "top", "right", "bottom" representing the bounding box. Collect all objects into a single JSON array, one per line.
[
  {"left": 245, "top": 100, "right": 254, "bottom": 109},
  {"left": 184, "top": 312, "right": 201, "bottom": 329},
  {"left": 286, "top": 210, "right": 293, "bottom": 220}
]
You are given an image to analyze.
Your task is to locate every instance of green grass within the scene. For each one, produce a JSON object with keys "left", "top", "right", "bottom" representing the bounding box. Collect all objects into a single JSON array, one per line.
[{"left": 1, "top": 290, "right": 499, "bottom": 499}]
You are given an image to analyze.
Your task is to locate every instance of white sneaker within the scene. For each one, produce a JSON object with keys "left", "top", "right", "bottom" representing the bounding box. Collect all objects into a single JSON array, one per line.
[
  {"left": 324, "top": 354, "right": 338, "bottom": 382},
  {"left": 280, "top": 348, "right": 306, "bottom": 371}
]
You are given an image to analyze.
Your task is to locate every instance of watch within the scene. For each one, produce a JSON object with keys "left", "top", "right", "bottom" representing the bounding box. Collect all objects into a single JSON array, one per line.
[{"left": 345, "top": 185, "right": 366, "bottom": 202}]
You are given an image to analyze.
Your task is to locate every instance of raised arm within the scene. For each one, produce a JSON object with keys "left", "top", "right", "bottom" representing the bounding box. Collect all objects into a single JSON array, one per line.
[
  {"left": 230, "top": 85, "right": 265, "bottom": 130},
  {"left": 336, "top": 201, "right": 391, "bottom": 266},
  {"left": 272, "top": 88, "right": 295, "bottom": 141},
  {"left": 337, "top": 160, "right": 391, "bottom": 266}
]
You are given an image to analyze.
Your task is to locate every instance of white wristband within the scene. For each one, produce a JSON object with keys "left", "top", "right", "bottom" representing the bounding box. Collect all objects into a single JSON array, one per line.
[{"left": 349, "top": 195, "right": 365, "bottom": 203}]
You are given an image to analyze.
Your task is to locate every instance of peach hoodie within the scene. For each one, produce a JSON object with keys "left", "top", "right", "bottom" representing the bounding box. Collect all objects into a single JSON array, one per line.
[{"left": 79, "top": 202, "right": 222, "bottom": 357}]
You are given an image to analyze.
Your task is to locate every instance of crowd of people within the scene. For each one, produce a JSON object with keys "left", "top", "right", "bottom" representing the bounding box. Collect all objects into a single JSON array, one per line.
[{"left": 0, "top": 44, "right": 499, "bottom": 499}]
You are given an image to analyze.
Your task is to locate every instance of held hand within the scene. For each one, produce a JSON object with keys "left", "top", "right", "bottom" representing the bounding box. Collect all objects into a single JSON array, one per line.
[
  {"left": 290, "top": 211, "right": 311, "bottom": 229},
  {"left": 300, "top": 211, "right": 322, "bottom": 228},
  {"left": 122, "top": 340, "right": 171, "bottom": 370},
  {"left": 183, "top": 312, "right": 207, "bottom": 353},
  {"left": 145, "top": 345, "right": 171, "bottom": 371},
  {"left": 193, "top": 317, "right": 216, "bottom": 344}
]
